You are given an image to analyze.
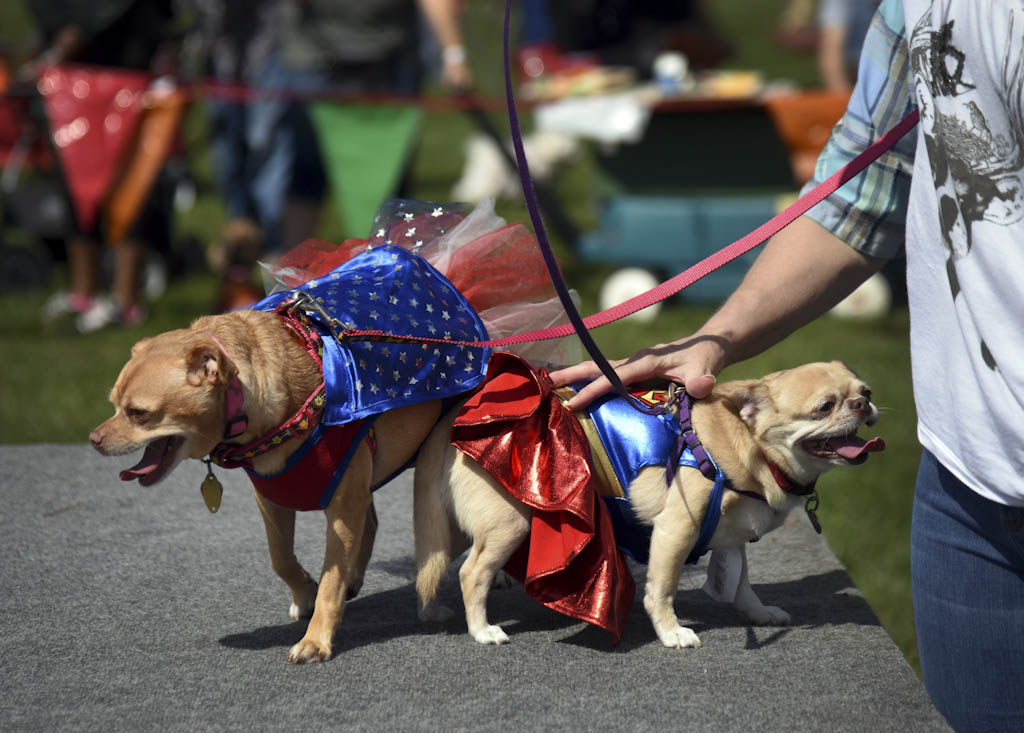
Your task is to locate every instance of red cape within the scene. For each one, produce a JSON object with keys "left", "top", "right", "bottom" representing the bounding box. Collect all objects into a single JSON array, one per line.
[{"left": 451, "top": 353, "right": 635, "bottom": 642}]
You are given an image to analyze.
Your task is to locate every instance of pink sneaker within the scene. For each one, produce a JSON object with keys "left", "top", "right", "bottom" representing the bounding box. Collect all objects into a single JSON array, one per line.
[
  {"left": 41, "top": 291, "right": 93, "bottom": 322},
  {"left": 75, "top": 297, "right": 147, "bottom": 333}
]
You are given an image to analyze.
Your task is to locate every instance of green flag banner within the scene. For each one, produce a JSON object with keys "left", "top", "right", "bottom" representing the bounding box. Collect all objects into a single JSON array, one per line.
[{"left": 309, "top": 103, "right": 423, "bottom": 238}]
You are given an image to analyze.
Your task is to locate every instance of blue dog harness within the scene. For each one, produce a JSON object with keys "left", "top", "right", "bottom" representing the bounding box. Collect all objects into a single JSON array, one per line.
[{"left": 574, "top": 387, "right": 728, "bottom": 565}]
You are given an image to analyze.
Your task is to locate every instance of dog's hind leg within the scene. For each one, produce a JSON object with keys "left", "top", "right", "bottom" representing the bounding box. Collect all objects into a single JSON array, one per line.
[
  {"left": 288, "top": 443, "right": 374, "bottom": 663},
  {"left": 452, "top": 456, "right": 530, "bottom": 645},
  {"left": 414, "top": 415, "right": 469, "bottom": 623},
  {"left": 346, "top": 502, "right": 377, "bottom": 600},
  {"left": 254, "top": 490, "right": 318, "bottom": 620}
]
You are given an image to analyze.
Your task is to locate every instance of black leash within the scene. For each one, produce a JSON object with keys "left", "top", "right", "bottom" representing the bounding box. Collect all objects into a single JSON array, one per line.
[{"left": 501, "top": 0, "right": 664, "bottom": 416}]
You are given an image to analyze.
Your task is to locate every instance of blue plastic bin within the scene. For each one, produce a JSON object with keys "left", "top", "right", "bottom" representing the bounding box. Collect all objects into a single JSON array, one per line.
[{"left": 580, "top": 194, "right": 786, "bottom": 304}]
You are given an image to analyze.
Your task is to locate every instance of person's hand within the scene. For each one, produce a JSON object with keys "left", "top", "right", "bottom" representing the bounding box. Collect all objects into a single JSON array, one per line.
[
  {"left": 441, "top": 45, "right": 471, "bottom": 90},
  {"left": 548, "top": 334, "right": 728, "bottom": 410}
]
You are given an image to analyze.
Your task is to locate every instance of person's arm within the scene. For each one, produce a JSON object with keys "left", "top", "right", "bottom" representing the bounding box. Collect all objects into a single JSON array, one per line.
[
  {"left": 550, "top": 216, "right": 886, "bottom": 408},
  {"left": 417, "top": 0, "right": 470, "bottom": 89},
  {"left": 816, "top": 0, "right": 851, "bottom": 91},
  {"left": 819, "top": 25, "right": 851, "bottom": 91}
]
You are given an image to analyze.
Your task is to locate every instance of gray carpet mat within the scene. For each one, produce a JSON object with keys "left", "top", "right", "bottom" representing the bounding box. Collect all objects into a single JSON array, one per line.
[{"left": 0, "top": 444, "right": 946, "bottom": 731}]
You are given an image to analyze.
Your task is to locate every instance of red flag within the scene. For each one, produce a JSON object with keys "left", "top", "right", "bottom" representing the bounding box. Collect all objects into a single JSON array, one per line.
[{"left": 38, "top": 65, "right": 150, "bottom": 233}]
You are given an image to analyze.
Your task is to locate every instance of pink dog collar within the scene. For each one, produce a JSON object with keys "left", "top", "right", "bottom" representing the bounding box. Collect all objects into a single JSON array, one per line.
[{"left": 206, "top": 333, "right": 248, "bottom": 440}]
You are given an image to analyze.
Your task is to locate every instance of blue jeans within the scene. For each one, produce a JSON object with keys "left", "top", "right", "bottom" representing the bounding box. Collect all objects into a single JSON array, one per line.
[
  {"left": 206, "top": 51, "right": 421, "bottom": 253},
  {"left": 911, "top": 449, "right": 1024, "bottom": 731},
  {"left": 206, "top": 56, "right": 332, "bottom": 254}
]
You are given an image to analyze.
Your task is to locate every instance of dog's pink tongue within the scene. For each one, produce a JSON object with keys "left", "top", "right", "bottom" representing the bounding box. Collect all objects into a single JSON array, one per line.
[
  {"left": 119, "top": 439, "right": 169, "bottom": 481},
  {"left": 834, "top": 435, "right": 886, "bottom": 459}
]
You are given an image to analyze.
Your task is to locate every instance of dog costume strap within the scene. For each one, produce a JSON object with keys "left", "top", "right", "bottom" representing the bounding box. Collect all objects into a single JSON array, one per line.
[
  {"left": 671, "top": 391, "right": 715, "bottom": 483},
  {"left": 207, "top": 311, "right": 328, "bottom": 468}
]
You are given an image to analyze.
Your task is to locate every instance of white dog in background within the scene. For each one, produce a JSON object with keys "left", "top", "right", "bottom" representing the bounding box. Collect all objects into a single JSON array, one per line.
[{"left": 452, "top": 130, "right": 579, "bottom": 203}]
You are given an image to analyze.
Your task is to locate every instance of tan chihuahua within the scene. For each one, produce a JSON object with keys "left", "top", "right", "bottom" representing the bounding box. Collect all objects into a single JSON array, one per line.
[
  {"left": 413, "top": 361, "right": 884, "bottom": 648},
  {"left": 90, "top": 308, "right": 444, "bottom": 663}
]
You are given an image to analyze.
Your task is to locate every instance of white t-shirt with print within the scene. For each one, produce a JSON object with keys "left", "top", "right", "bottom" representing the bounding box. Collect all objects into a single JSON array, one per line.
[{"left": 903, "top": 0, "right": 1024, "bottom": 506}]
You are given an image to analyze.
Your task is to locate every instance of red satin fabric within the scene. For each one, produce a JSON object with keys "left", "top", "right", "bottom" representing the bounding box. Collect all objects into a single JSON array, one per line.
[{"left": 452, "top": 352, "right": 634, "bottom": 643}]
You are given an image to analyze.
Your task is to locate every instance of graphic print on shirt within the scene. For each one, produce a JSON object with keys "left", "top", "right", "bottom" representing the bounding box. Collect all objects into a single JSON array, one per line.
[{"left": 908, "top": 8, "right": 1024, "bottom": 369}]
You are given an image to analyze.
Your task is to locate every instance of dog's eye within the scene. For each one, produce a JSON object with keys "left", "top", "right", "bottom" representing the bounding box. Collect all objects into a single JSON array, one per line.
[
  {"left": 125, "top": 407, "right": 149, "bottom": 422},
  {"left": 817, "top": 400, "right": 835, "bottom": 414}
]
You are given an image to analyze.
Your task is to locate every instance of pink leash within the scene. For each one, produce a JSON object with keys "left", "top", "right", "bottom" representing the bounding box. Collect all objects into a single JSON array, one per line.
[{"left": 479, "top": 108, "right": 920, "bottom": 347}]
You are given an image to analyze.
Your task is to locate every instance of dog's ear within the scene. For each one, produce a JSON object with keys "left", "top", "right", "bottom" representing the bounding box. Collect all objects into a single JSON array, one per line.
[
  {"left": 716, "top": 380, "right": 773, "bottom": 427},
  {"left": 186, "top": 342, "right": 237, "bottom": 387},
  {"left": 131, "top": 337, "right": 153, "bottom": 356}
]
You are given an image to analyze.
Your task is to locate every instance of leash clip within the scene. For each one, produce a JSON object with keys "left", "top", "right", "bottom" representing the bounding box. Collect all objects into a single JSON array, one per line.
[{"left": 289, "top": 290, "right": 345, "bottom": 341}]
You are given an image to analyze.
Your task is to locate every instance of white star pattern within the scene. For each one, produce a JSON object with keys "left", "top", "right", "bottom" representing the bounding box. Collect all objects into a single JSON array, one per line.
[{"left": 270, "top": 243, "right": 489, "bottom": 422}]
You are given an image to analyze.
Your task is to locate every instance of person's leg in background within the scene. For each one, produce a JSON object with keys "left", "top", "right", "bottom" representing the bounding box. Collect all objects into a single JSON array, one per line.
[
  {"left": 244, "top": 63, "right": 292, "bottom": 256},
  {"left": 280, "top": 98, "right": 325, "bottom": 251},
  {"left": 65, "top": 235, "right": 99, "bottom": 308},
  {"left": 911, "top": 449, "right": 1024, "bottom": 731},
  {"left": 206, "top": 98, "right": 253, "bottom": 223}
]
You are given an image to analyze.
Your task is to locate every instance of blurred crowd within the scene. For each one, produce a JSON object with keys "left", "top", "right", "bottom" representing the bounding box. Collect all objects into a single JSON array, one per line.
[{"left": 0, "top": 0, "right": 873, "bottom": 332}]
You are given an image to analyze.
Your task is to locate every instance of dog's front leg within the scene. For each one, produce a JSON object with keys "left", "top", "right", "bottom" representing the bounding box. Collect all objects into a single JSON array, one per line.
[
  {"left": 731, "top": 545, "right": 791, "bottom": 626},
  {"left": 288, "top": 445, "right": 373, "bottom": 663},
  {"left": 644, "top": 488, "right": 703, "bottom": 649},
  {"left": 254, "top": 490, "right": 318, "bottom": 620}
]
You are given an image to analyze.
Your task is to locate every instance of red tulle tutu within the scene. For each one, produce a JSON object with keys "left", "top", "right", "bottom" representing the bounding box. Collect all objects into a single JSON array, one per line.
[{"left": 261, "top": 199, "right": 580, "bottom": 366}]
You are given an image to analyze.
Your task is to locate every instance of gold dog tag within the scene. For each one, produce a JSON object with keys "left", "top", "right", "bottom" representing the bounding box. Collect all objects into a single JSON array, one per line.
[{"left": 201, "top": 461, "right": 223, "bottom": 513}]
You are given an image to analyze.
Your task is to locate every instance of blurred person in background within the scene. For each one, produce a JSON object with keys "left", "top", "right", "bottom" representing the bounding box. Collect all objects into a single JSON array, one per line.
[
  {"left": 552, "top": 2, "right": 1024, "bottom": 728},
  {"left": 191, "top": 0, "right": 469, "bottom": 311},
  {"left": 30, "top": 0, "right": 178, "bottom": 332},
  {"left": 817, "top": 0, "right": 881, "bottom": 91}
]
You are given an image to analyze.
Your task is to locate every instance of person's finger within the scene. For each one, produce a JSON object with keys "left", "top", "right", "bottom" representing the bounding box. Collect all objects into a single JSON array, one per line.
[
  {"left": 548, "top": 360, "right": 605, "bottom": 388},
  {"left": 680, "top": 373, "right": 717, "bottom": 399},
  {"left": 563, "top": 355, "right": 657, "bottom": 410},
  {"left": 563, "top": 375, "right": 614, "bottom": 410}
]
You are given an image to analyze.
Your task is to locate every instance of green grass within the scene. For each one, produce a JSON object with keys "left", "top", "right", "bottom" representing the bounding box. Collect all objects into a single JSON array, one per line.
[{"left": 0, "top": 0, "right": 920, "bottom": 673}]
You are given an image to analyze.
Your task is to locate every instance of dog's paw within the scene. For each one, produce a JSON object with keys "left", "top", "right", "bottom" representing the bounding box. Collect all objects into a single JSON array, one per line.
[
  {"left": 289, "top": 582, "right": 318, "bottom": 621},
  {"left": 287, "top": 637, "right": 332, "bottom": 664},
  {"left": 419, "top": 603, "right": 455, "bottom": 623},
  {"left": 471, "top": 624, "right": 510, "bottom": 645},
  {"left": 743, "top": 605, "right": 791, "bottom": 627},
  {"left": 658, "top": 625, "right": 702, "bottom": 649}
]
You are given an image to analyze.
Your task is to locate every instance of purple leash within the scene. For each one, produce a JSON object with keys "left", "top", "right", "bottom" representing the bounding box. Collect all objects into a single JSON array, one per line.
[{"left": 501, "top": 0, "right": 665, "bottom": 417}]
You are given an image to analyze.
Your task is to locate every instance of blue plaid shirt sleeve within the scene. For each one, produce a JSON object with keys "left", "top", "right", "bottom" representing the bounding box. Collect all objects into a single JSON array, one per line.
[{"left": 800, "top": 0, "right": 918, "bottom": 259}]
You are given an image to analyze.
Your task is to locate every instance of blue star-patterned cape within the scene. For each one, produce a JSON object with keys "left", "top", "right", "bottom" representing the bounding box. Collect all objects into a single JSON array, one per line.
[{"left": 252, "top": 244, "right": 491, "bottom": 426}]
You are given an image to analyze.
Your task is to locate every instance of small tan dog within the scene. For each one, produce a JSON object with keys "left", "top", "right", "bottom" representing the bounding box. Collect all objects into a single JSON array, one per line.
[
  {"left": 90, "top": 308, "right": 445, "bottom": 662},
  {"left": 413, "top": 361, "right": 884, "bottom": 648}
]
